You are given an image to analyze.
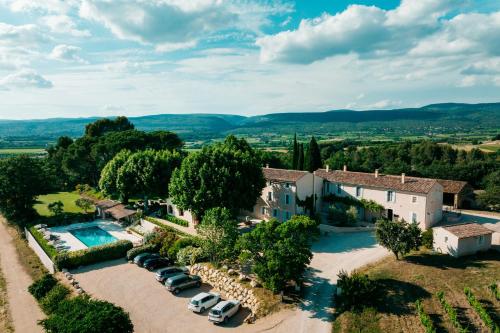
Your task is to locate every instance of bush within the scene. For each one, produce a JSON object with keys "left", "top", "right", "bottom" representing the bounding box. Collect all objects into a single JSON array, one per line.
[
  {"left": 327, "top": 206, "right": 348, "bottom": 225},
  {"left": 177, "top": 246, "right": 204, "bottom": 266},
  {"left": 163, "top": 214, "right": 189, "bottom": 227},
  {"left": 346, "top": 206, "right": 358, "bottom": 224},
  {"left": 143, "top": 216, "right": 189, "bottom": 237},
  {"left": 29, "top": 226, "right": 58, "bottom": 258},
  {"left": 167, "top": 237, "right": 197, "bottom": 261},
  {"left": 29, "top": 274, "right": 57, "bottom": 300},
  {"left": 54, "top": 240, "right": 133, "bottom": 270},
  {"left": 126, "top": 243, "right": 156, "bottom": 261},
  {"left": 336, "top": 270, "right": 377, "bottom": 311},
  {"left": 40, "top": 284, "right": 70, "bottom": 314},
  {"left": 415, "top": 299, "right": 437, "bottom": 333},
  {"left": 39, "top": 296, "right": 133, "bottom": 333},
  {"left": 422, "top": 229, "right": 433, "bottom": 249}
]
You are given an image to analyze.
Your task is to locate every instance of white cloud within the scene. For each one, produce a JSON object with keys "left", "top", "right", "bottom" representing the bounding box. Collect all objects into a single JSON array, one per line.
[
  {"left": 40, "top": 15, "right": 91, "bottom": 37},
  {"left": 0, "top": 22, "right": 50, "bottom": 47},
  {"left": 49, "top": 44, "right": 86, "bottom": 63},
  {"left": 0, "top": 69, "right": 53, "bottom": 90},
  {"left": 5, "top": 0, "right": 77, "bottom": 14}
]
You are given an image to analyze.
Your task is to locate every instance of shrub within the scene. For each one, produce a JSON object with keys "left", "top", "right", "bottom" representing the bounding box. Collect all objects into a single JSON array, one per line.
[
  {"left": 167, "top": 237, "right": 197, "bottom": 261},
  {"left": 29, "top": 226, "right": 58, "bottom": 258},
  {"left": 415, "top": 299, "right": 437, "bottom": 333},
  {"left": 157, "top": 231, "right": 178, "bottom": 258},
  {"left": 327, "top": 206, "right": 348, "bottom": 225},
  {"left": 40, "top": 284, "right": 70, "bottom": 314},
  {"left": 336, "top": 270, "right": 377, "bottom": 311},
  {"left": 54, "top": 240, "right": 133, "bottom": 270},
  {"left": 422, "top": 229, "right": 434, "bottom": 249},
  {"left": 436, "top": 291, "right": 468, "bottom": 333},
  {"left": 464, "top": 287, "right": 500, "bottom": 333},
  {"left": 39, "top": 296, "right": 133, "bottom": 333},
  {"left": 346, "top": 206, "right": 358, "bottom": 224},
  {"left": 29, "top": 274, "right": 57, "bottom": 300},
  {"left": 163, "top": 214, "right": 189, "bottom": 227},
  {"left": 126, "top": 243, "right": 156, "bottom": 261},
  {"left": 177, "top": 246, "right": 204, "bottom": 266},
  {"left": 143, "top": 216, "right": 189, "bottom": 237}
]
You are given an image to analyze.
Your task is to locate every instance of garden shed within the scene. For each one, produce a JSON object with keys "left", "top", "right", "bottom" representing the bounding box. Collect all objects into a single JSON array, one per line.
[{"left": 433, "top": 222, "right": 492, "bottom": 257}]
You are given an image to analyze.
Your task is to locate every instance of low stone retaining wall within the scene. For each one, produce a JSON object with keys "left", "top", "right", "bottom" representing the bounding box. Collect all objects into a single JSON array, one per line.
[
  {"left": 190, "top": 263, "right": 276, "bottom": 317},
  {"left": 25, "top": 227, "right": 56, "bottom": 273}
]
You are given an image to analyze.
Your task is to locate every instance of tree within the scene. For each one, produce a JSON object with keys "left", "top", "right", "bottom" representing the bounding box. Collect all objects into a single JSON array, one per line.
[
  {"left": 237, "top": 215, "right": 318, "bottom": 292},
  {"left": 375, "top": 219, "right": 422, "bottom": 259},
  {"left": 297, "top": 143, "right": 305, "bottom": 171},
  {"left": 169, "top": 135, "right": 265, "bottom": 219},
  {"left": 39, "top": 296, "right": 133, "bottom": 333},
  {"left": 48, "top": 201, "right": 64, "bottom": 217},
  {"left": 99, "top": 150, "right": 132, "bottom": 198},
  {"left": 292, "top": 133, "right": 298, "bottom": 170},
  {"left": 0, "top": 155, "right": 49, "bottom": 225},
  {"left": 306, "top": 136, "right": 322, "bottom": 172},
  {"left": 336, "top": 270, "right": 377, "bottom": 311},
  {"left": 75, "top": 198, "right": 94, "bottom": 214},
  {"left": 197, "top": 207, "right": 239, "bottom": 265},
  {"left": 84, "top": 116, "right": 134, "bottom": 137}
]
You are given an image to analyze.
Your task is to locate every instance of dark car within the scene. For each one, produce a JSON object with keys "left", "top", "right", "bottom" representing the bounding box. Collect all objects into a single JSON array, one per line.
[
  {"left": 134, "top": 253, "right": 160, "bottom": 267},
  {"left": 143, "top": 257, "right": 171, "bottom": 271},
  {"left": 155, "top": 267, "right": 189, "bottom": 283},
  {"left": 165, "top": 274, "right": 201, "bottom": 294}
]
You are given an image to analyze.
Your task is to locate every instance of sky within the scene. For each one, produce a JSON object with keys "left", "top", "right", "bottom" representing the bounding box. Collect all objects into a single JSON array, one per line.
[{"left": 0, "top": 0, "right": 500, "bottom": 120}]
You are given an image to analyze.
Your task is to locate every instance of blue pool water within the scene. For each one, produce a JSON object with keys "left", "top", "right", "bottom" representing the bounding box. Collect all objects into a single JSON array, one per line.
[{"left": 70, "top": 226, "right": 117, "bottom": 247}]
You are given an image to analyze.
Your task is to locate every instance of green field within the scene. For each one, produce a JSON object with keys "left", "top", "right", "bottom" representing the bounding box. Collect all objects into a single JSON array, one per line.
[
  {"left": 479, "top": 144, "right": 500, "bottom": 152},
  {"left": 34, "top": 192, "right": 92, "bottom": 216},
  {"left": 0, "top": 148, "right": 46, "bottom": 154}
]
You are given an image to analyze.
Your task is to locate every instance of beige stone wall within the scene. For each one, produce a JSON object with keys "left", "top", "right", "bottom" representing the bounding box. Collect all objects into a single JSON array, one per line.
[
  {"left": 190, "top": 263, "right": 278, "bottom": 316},
  {"left": 165, "top": 198, "right": 194, "bottom": 224}
]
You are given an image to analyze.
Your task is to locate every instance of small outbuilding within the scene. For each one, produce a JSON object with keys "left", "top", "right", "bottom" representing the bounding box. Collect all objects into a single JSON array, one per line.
[
  {"left": 433, "top": 222, "right": 493, "bottom": 257},
  {"left": 437, "top": 179, "right": 474, "bottom": 209}
]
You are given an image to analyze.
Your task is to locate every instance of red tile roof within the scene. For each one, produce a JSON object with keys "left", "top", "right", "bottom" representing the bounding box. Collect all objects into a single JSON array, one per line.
[
  {"left": 315, "top": 169, "right": 439, "bottom": 194},
  {"left": 442, "top": 223, "right": 493, "bottom": 239},
  {"left": 262, "top": 167, "right": 308, "bottom": 182},
  {"left": 437, "top": 179, "right": 469, "bottom": 194}
]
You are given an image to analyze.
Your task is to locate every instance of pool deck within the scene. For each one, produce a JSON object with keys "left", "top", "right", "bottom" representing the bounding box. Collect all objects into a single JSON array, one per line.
[{"left": 48, "top": 220, "right": 142, "bottom": 252}]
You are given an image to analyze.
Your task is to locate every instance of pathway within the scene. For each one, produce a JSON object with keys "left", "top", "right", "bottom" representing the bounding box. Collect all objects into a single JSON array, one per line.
[{"left": 0, "top": 218, "right": 44, "bottom": 333}]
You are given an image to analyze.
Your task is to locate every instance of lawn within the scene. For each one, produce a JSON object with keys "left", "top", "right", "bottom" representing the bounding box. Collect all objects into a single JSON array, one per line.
[
  {"left": 332, "top": 250, "right": 500, "bottom": 333},
  {"left": 34, "top": 191, "right": 91, "bottom": 216}
]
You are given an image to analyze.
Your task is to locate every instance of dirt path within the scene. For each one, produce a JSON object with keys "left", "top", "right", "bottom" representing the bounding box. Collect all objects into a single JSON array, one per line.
[{"left": 0, "top": 218, "right": 44, "bottom": 332}]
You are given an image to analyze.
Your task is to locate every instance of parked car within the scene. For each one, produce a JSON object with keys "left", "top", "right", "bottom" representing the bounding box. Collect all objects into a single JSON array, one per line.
[
  {"left": 143, "top": 257, "right": 171, "bottom": 271},
  {"left": 208, "top": 300, "right": 241, "bottom": 324},
  {"left": 188, "top": 292, "right": 221, "bottom": 313},
  {"left": 165, "top": 274, "right": 201, "bottom": 294},
  {"left": 155, "top": 267, "right": 188, "bottom": 284},
  {"left": 134, "top": 253, "right": 160, "bottom": 267}
]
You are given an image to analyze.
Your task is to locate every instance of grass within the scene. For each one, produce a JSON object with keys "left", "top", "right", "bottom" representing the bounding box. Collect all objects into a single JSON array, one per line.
[
  {"left": 34, "top": 191, "right": 92, "bottom": 217},
  {"left": 0, "top": 148, "right": 46, "bottom": 155},
  {"left": 479, "top": 144, "right": 500, "bottom": 153},
  {"left": 0, "top": 259, "right": 14, "bottom": 333},
  {"left": 332, "top": 250, "right": 500, "bottom": 333}
]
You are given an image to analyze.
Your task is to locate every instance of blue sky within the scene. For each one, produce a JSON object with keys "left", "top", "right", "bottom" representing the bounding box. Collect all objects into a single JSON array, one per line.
[{"left": 0, "top": 0, "right": 500, "bottom": 119}]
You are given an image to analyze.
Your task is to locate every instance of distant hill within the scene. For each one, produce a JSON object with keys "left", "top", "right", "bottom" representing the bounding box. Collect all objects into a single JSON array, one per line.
[{"left": 0, "top": 103, "right": 499, "bottom": 142}]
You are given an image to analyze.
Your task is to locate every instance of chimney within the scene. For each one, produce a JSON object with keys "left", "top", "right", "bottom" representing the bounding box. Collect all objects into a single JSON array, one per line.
[
  {"left": 375, "top": 169, "right": 379, "bottom": 178},
  {"left": 266, "top": 164, "right": 269, "bottom": 169},
  {"left": 326, "top": 165, "right": 329, "bottom": 172},
  {"left": 401, "top": 173, "right": 406, "bottom": 184},
  {"left": 343, "top": 165, "right": 347, "bottom": 172}
]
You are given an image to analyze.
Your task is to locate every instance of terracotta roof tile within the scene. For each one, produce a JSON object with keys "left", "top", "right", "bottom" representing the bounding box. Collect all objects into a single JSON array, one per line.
[
  {"left": 442, "top": 223, "right": 493, "bottom": 239},
  {"left": 437, "top": 179, "right": 469, "bottom": 194},
  {"left": 105, "top": 204, "right": 136, "bottom": 220},
  {"left": 315, "top": 169, "right": 439, "bottom": 194},
  {"left": 262, "top": 167, "right": 308, "bottom": 182},
  {"left": 95, "top": 199, "right": 120, "bottom": 209}
]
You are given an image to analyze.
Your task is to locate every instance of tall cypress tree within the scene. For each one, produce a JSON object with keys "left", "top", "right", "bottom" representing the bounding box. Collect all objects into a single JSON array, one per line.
[
  {"left": 297, "top": 143, "right": 304, "bottom": 171},
  {"left": 292, "top": 133, "right": 298, "bottom": 170},
  {"left": 307, "top": 136, "right": 322, "bottom": 172}
]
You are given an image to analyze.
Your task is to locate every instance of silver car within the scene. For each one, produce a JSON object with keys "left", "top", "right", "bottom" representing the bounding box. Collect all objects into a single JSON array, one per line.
[
  {"left": 208, "top": 300, "right": 240, "bottom": 324},
  {"left": 188, "top": 292, "right": 220, "bottom": 313}
]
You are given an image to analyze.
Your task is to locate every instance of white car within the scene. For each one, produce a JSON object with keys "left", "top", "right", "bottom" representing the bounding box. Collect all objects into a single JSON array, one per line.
[
  {"left": 208, "top": 300, "right": 240, "bottom": 324},
  {"left": 188, "top": 292, "right": 220, "bottom": 313}
]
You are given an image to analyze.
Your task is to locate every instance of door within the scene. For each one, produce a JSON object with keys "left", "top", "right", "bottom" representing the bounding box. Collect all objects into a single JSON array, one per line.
[{"left": 387, "top": 209, "right": 393, "bottom": 221}]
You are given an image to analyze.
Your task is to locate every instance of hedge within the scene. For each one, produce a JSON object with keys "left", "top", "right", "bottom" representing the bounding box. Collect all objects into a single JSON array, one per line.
[
  {"left": 29, "top": 274, "right": 58, "bottom": 300},
  {"left": 143, "top": 216, "right": 189, "bottom": 237},
  {"left": 54, "top": 240, "right": 133, "bottom": 270},
  {"left": 163, "top": 214, "right": 189, "bottom": 227},
  {"left": 126, "top": 244, "right": 156, "bottom": 261},
  {"left": 40, "top": 283, "right": 70, "bottom": 314},
  {"left": 415, "top": 299, "right": 436, "bottom": 333},
  {"left": 29, "top": 226, "right": 58, "bottom": 258},
  {"left": 464, "top": 287, "right": 500, "bottom": 333}
]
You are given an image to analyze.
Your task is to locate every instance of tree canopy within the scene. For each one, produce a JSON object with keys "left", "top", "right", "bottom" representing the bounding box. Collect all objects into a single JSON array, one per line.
[
  {"left": 237, "top": 215, "right": 318, "bottom": 292},
  {"left": 306, "top": 136, "right": 322, "bottom": 172},
  {"left": 84, "top": 116, "right": 134, "bottom": 137},
  {"left": 375, "top": 218, "right": 422, "bottom": 259},
  {"left": 169, "top": 135, "right": 265, "bottom": 219}
]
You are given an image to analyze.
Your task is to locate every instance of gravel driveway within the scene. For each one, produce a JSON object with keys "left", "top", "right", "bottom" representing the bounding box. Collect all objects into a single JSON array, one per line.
[{"left": 72, "top": 229, "right": 388, "bottom": 333}]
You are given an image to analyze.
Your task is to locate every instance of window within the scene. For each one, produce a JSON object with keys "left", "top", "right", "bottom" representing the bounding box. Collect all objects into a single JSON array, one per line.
[
  {"left": 444, "top": 236, "right": 448, "bottom": 243},
  {"left": 325, "top": 183, "right": 330, "bottom": 193},
  {"left": 285, "top": 194, "right": 290, "bottom": 205},
  {"left": 261, "top": 207, "right": 266, "bottom": 215},
  {"left": 178, "top": 209, "right": 184, "bottom": 216},
  {"left": 478, "top": 235, "right": 485, "bottom": 245},
  {"left": 356, "top": 186, "right": 362, "bottom": 197},
  {"left": 337, "top": 184, "right": 342, "bottom": 194},
  {"left": 387, "top": 191, "right": 395, "bottom": 202},
  {"left": 167, "top": 205, "right": 173, "bottom": 214},
  {"left": 412, "top": 212, "right": 417, "bottom": 223},
  {"left": 267, "top": 192, "right": 272, "bottom": 201},
  {"left": 284, "top": 211, "right": 291, "bottom": 220},
  {"left": 273, "top": 209, "right": 279, "bottom": 218},
  {"left": 285, "top": 183, "right": 290, "bottom": 188},
  {"left": 412, "top": 196, "right": 417, "bottom": 203}
]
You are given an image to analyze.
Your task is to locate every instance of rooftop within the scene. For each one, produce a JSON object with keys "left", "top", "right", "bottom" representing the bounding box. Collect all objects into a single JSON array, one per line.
[
  {"left": 105, "top": 204, "right": 136, "bottom": 220},
  {"left": 95, "top": 199, "right": 120, "bottom": 209},
  {"left": 437, "top": 179, "right": 469, "bottom": 194},
  {"left": 315, "top": 169, "right": 439, "bottom": 194},
  {"left": 442, "top": 222, "right": 493, "bottom": 239},
  {"left": 262, "top": 167, "right": 309, "bottom": 183}
]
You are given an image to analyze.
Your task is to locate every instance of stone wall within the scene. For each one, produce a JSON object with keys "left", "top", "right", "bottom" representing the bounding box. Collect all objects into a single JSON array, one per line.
[
  {"left": 190, "top": 263, "right": 274, "bottom": 316},
  {"left": 25, "top": 227, "right": 56, "bottom": 273}
]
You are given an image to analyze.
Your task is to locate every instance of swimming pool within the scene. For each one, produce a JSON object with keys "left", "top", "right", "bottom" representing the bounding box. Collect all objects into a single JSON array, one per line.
[{"left": 70, "top": 226, "right": 117, "bottom": 247}]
